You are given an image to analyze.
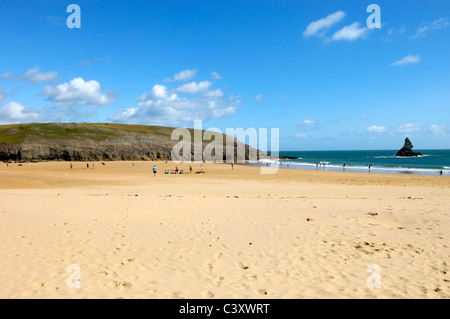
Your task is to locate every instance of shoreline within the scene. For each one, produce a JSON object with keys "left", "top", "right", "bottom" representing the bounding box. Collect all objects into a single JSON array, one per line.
[{"left": 253, "top": 162, "right": 449, "bottom": 176}]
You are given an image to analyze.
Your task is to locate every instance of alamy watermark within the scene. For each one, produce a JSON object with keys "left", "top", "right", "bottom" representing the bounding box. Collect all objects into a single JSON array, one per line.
[
  {"left": 171, "top": 120, "right": 279, "bottom": 174},
  {"left": 64, "top": 4, "right": 381, "bottom": 30},
  {"left": 366, "top": 264, "right": 381, "bottom": 289},
  {"left": 366, "top": 4, "right": 381, "bottom": 29},
  {"left": 66, "top": 264, "right": 81, "bottom": 288},
  {"left": 66, "top": 4, "right": 81, "bottom": 29}
]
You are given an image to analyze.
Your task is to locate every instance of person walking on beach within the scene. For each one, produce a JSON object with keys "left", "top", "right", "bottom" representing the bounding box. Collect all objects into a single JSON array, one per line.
[
  {"left": 189, "top": 165, "right": 192, "bottom": 173},
  {"left": 153, "top": 165, "right": 157, "bottom": 176},
  {"left": 70, "top": 163, "right": 73, "bottom": 169},
  {"left": 440, "top": 170, "right": 443, "bottom": 176}
]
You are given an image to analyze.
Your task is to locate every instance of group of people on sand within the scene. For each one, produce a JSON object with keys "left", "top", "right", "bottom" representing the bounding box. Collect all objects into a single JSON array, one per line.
[
  {"left": 161, "top": 165, "right": 183, "bottom": 175},
  {"left": 153, "top": 163, "right": 204, "bottom": 176}
]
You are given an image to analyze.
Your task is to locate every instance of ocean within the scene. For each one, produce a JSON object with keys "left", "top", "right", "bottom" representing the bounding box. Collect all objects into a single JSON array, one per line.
[{"left": 258, "top": 149, "right": 450, "bottom": 176}]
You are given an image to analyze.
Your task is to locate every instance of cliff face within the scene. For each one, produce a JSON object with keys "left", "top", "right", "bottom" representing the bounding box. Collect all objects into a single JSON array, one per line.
[
  {"left": 0, "top": 123, "right": 266, "bottom": 162},
  {"left": 396, "top": 137, "right": 422, "bottom": 157},
  {"left": 0, "top": 143, "right": 173, "bottom": 162}
]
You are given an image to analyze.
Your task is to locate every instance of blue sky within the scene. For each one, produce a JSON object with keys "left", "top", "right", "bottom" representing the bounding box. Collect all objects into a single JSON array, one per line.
[{"left": 1, "top": 0, "right": 449, "bottom": 150}]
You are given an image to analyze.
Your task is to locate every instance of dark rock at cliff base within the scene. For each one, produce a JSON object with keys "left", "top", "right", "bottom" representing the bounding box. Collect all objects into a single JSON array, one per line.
[{"left": 396, "top": 137, "right": 422, "bottom": 157}]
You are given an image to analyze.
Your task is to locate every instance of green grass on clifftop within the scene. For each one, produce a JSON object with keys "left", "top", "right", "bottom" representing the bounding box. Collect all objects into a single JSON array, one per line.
[{"left": 0, "top": 123, "right": 188, "bottom": 145}]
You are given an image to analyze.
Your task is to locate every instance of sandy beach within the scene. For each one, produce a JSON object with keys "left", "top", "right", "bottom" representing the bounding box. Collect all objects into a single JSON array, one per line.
[{"left": 0, "top": 161, "right": 449, "bottom": 299}]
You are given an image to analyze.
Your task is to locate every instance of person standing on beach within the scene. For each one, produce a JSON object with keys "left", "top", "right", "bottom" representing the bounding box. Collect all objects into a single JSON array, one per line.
[
  {"left": 440, "top": 170, "right": 443, "bottom": 176},
  {"left": 153, "top": 165, "right": 157, "bottom": 176},
  {"left": 70, "top": 163, "right": 73, "bottom": 169},
  {"left": 189, "top": 165, "right": 192, "bottom": 173}
]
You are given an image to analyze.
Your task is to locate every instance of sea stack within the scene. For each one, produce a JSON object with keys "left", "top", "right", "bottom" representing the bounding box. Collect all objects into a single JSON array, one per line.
[{"left": 396, "top": 137, "right": 422, "bottom": 157}]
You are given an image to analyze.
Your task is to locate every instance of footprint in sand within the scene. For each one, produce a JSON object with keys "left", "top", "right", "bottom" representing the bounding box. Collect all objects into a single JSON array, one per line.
[
  {"left": 203, "top": 262, "right": 214, "bottom": 272},
  {"left": 22, "top": 290, "right": 37, "bottom": 297},
  {"left": 237, "top": 262, "right": 249, "bottom": 270},
  {"left": 108, "top": 281, "right": 132, "bottom": 289},
  {"left": 32, "top": 282, "right": 45, "bottom": 288},
  {"left": 202, "top": 290, "right": 215, "bottom": 298},
  {"left": 169, "top": 291, "right": 184, "bottom": 299},
  {"left": 119, "top": 258, "right": 135, "bottom": 266},
  {"left": 46, "top": 286, "right": 60, "bottom": 292},
  {"left": 256, "top": 289, "right": 270, "bottom": 296},
  {"left": 212, "top": 276, "right": 224, "bottom": 287},
  {"left": 246, "top": 274, "right": 258, "bottom": 281},
  {"left": 102, "top": 270, "right": 118, "bottom": 278}
]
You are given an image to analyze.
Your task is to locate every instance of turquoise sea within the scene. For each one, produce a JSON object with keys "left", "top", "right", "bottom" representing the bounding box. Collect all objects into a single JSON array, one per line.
[{"left": 258, "top": 149, "right": 450, "bottom": 176}]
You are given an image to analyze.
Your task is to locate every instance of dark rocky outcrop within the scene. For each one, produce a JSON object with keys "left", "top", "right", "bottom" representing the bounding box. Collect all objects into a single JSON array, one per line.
[{"left": 396, "top": 137, "right": 422, "bottom": 157}]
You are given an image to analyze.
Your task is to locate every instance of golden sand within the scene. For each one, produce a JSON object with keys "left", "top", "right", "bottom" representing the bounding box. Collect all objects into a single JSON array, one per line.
[{"left": 0, "top": 161, "right": 449, "bottom": 298}]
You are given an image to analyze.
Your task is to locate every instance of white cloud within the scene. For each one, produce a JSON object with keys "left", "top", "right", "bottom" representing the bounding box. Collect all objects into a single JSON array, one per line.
[
  {"left": 165, "top": 69, "right": 197, "bottom": 82},
  {"left": 41, "top": 77, "right": 116, "bottom": 107},
  {"left": 367, "top": 125, "right": 387, "bottom": 133},
  {"left": 332, "top": 22, "right": 368, "bottom": 41},
  {"left": 19, "top": 66, "right": 58, "bottom": 83},
  {"left": 79, "top": 56, "right": 113, "bottom": 66},
  {"left": 1, "top": 71, "right": 14, "bottom": 80},
  {"left": 255, "top": 94, "right": 263, "bottom": 101},
  {"left": 303, "top": 11, "right": 346, "bottom": 37},
  {"left": 430, "top": 124, "right": 447, "bottom": 137},
  {"left": 398, "top": 123, "right": 423, "bottom": 133},
  {"left": 1, "top": 66, "right": 58, "bottom": 83},
  {"left": 391, "top": 54, "right": 421, "bottom": 66},
  {"left": 0, "top": 101, "right": 40, "bottom": 124},
  {"left": 176, "top": 81, "right": 212, "bottom": 95},
  {"left": 413, "top": 18, "right": 449, "bottom": 38},
  {"left": 108, "top": 83, "right": 239, "bottom": 126},
  {"left": 295, "top": 133, "right": 308, "bottom": 139},
  {"left": 297, "top": 120, "right": 316, "bottom": 127},
  {"left": 137, "top": 84, "right": 177, "bottom": 102},
  {"left": 210, "top": 71, "right": 222, "bottom": 80},
  {"left": 204, "top": 89, "right": 224, "bottom": 98},
  {"left": 0, "top": 87, "right": 6, "bottom": 102}
]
